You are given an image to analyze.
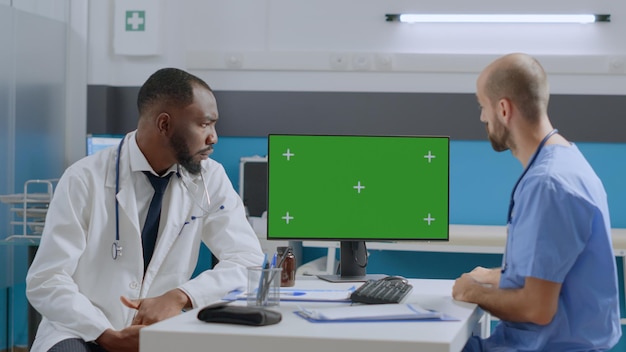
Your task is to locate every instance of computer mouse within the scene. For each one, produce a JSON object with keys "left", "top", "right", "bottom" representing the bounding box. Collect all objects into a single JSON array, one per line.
[{"left": 383, "top": 275, "right": 408, "bottom": 283}]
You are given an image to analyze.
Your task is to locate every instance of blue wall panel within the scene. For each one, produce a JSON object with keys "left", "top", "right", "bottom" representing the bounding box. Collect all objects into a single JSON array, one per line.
[{"left": 211, "top": 137, "right": 626, "bottom": 227}]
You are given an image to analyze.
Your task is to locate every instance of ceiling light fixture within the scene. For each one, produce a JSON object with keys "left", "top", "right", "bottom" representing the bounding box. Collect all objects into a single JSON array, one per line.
[{"left": 385, "top": 14, "right": 611, "bottom": 24}]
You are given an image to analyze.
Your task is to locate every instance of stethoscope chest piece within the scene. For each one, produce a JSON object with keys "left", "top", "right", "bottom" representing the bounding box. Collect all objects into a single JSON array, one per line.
[{"left": 112, "top": 240, "right": 123, "bottom": 260}]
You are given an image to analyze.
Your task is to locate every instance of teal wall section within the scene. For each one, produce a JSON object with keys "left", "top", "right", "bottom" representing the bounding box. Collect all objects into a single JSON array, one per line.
[{"left": 212, "top": 137, "right": 626, "bottom": 228}]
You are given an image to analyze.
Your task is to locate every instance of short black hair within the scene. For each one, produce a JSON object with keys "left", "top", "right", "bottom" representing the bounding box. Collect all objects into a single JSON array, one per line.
[{"left": 137, "top": 67, "right": 212, "bottom": 115}]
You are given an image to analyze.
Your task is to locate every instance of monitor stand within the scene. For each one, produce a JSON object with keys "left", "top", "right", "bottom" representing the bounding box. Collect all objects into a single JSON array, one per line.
[{"left": 317, "top": 241, "right": 388, "bottom": 283}]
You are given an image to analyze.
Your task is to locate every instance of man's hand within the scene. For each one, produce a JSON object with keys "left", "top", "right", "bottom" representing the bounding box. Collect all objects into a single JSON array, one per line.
[
  {"left": 121, "top": 289, "right": 191, "bottom": 325},
  {"left": 468, "top": 266, "right": 500, "bottom": 286},
  {"left": 452, "top": 273, "right": 482, "bottom": 303},
  {"left": 96, "top": 326, "right": 143, "bottom": 352},
  {"left": 452, "top": 267, "right": 499, "bottom": 303}
]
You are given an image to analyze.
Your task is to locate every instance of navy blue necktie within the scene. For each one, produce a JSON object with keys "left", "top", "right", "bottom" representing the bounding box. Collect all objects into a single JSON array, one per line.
[{"left": 142, "top": 171, "right": 172, "bottom": 272}]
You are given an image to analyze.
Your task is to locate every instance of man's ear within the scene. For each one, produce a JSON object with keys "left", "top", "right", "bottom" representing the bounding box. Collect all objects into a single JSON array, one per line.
[
  {"left": 497, "top": 98, "right": 513, "bottom": 125},
  {"left": 156, "top": 112, "right": 171, "bottom": 135}
]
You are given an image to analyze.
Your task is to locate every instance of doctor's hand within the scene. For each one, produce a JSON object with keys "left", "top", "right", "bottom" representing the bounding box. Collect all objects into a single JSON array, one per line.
[
  {"left": 96, "top": 325, "right": 144, "bottom": 352},
  {"left": 121, "top": 289, "right": 191, "bottom": 325}
]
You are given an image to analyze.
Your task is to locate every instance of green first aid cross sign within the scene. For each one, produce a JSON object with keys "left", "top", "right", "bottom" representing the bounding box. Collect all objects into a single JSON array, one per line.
[{"left": 126, "top": 11, "right": 145, "bottom": 31}]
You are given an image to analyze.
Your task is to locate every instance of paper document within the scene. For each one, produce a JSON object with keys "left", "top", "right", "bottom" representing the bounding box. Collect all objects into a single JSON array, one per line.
[
  {"left": 296, "top": 303, "right": 455, "bottom": 322},
  {"left": 223, "top": 287, "right": 355, "bottom": 302}
]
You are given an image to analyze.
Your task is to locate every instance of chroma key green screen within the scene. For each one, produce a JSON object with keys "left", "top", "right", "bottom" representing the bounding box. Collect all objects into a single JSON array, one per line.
[{"left": 267, "top": 134, "right": 449, "bottom": 241}]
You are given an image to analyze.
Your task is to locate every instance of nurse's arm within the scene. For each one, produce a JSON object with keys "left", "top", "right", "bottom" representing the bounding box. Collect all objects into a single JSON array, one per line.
[{"left": 452, "top": 274, "right": 560, "bottom": 325}]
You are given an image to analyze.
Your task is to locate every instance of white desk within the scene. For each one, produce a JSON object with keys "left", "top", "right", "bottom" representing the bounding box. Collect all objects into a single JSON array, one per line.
[{"left": 140, "top": 277, "right": 486, "bottom": 352}]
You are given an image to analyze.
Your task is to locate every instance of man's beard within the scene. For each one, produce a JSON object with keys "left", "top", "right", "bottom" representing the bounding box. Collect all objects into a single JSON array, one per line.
[
  {"left": 170, "top": 131, "right": 203, "bottom": 175},
  {"left": 487, "top": 116, "right": 510, "bottom": 152}
]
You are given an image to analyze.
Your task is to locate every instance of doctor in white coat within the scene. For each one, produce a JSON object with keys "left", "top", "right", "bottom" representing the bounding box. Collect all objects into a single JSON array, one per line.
[{"left": 26, "top": 68, "right": 265, "bottom": 352}]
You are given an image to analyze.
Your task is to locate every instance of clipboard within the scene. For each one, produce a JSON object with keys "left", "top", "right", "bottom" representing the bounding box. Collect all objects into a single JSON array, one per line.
[{"left": 294, "top": 303, "right": 458, "bottom": 323}]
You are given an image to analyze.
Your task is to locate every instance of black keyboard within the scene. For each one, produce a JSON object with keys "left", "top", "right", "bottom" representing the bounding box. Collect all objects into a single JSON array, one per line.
[{"left": 350, "top": 277, "right": 413, "bottom": 304}]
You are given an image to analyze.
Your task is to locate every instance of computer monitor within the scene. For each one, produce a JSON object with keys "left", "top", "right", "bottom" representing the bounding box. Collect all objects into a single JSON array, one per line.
[
  {"left": 267, "top": 134, "right": 449, "bottom": 282},
  {"left": 86, "top": 134, "right": 124, "bottom": 156},
  {"left": 239, "top": 156, "right": 268, "bottom": 218}
]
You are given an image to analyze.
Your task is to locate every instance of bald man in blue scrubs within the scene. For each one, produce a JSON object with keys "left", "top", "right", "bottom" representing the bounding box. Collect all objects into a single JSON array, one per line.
[{"left": 452, "top": 53, "right": 621, "bottom": 351}]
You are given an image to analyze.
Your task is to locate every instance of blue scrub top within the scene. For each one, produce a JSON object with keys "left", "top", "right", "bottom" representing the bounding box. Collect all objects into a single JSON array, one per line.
[{"left": 484, "top": 144, "right": 621, "bottom": 351}]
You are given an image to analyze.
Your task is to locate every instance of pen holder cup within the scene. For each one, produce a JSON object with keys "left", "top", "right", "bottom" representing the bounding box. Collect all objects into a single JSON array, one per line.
[{"left": 247, "top": 266, "right": 282, "bottom": 307}]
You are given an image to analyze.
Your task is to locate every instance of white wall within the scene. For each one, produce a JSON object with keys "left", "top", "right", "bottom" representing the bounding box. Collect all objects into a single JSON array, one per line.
[
  {"left": 11, "top": 0, "right": 67, "bottom": 21},
  {"left": 88, "top": 0, "right": 626, "bottom": 94}
]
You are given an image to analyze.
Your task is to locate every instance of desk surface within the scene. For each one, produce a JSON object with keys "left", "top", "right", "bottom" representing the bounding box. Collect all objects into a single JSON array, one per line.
[{"left": 140, "top": 277, "right": 483, "bottom": 352}]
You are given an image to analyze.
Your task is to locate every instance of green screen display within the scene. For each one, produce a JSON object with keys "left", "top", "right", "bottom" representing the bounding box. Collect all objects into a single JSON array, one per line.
[{"left": 267, "top": 135, "right": 449, "bottom": 241}]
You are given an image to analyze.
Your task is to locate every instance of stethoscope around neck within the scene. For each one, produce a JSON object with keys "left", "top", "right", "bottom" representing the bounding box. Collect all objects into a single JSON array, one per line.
[
  {"left": 112, "top": 137, "right": 125, "bottom": 260},
  {"left": 501, "top": 128, "right": 558, "bottom": 274},
  {"left": 506, "top": 128, "right": 558, "bottom": 224},
  {"left": 111, "top": 135, "right": 212, "bottom": 260},
  {"left": 506, "top": 128, "right": 559, "bottom": 224}
]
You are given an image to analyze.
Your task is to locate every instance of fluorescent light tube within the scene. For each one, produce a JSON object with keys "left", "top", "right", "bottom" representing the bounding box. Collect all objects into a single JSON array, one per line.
[{"left": 388, "top": 14, "right": 610, "bottom": 24}]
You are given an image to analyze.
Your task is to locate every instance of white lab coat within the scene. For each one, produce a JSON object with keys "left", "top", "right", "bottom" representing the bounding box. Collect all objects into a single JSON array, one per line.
[{"left": 26, "top": 132, "right": 264, "bottom": 351}]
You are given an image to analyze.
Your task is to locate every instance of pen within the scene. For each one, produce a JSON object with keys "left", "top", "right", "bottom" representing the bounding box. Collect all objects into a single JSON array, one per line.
[
  {"left": 256, "top": 253, "right": 268, "bottom": 305},
  {"left": 260, "top": 248, "right": 290, "bottom": 303},
  {"left": 281, "top": 291, "right": 306, "bottom": 296},
  {"left": 260, "top": 252, "right": 282, "bottom": 305},
  {"left": 262, "top": 257, "right": 271, "bottom": 305},
  {"left": 246, "top": 291, "right": 306, "bottom": 297}
]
